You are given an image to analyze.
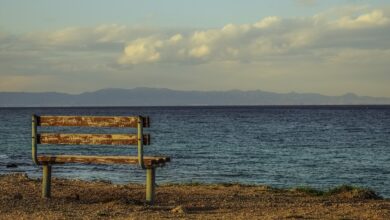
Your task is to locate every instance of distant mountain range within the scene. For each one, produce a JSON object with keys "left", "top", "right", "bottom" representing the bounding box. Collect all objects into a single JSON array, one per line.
[{"left": 0, "top": 87, "right": 389, "bottom": 107}]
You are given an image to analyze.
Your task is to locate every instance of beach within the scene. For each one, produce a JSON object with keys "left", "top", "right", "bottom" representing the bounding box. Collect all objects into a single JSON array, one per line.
[{"left": 0, "top": 173, "right": 389, "bottom": 219}]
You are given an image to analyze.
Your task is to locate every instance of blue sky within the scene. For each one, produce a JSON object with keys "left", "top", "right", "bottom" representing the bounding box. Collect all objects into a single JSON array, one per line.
[
  {"left": 1, "top": 0, "right": 387, "bottom": 32},
  {"left": 0, "top": 0, "right": 390, "bottom": 97}
]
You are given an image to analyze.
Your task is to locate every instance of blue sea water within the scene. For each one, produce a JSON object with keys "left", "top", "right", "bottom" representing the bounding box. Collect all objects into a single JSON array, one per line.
[{"left": 0, "top": 106, "right": 389, "bottom": 197}]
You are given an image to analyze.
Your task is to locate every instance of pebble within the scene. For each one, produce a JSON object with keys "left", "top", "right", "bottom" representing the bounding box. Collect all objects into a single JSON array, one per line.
[
  {"left": 171, "top": 205, "right": 187, "bottom": 214},
  {"left": 6, "top": 163, "right": 18, "bottom": 168}
]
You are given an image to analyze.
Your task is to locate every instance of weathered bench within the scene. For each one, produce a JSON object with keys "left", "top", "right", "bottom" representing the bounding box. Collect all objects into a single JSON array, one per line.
[{"left": 31, "top": 115, "right": 170, "bottom": 204}]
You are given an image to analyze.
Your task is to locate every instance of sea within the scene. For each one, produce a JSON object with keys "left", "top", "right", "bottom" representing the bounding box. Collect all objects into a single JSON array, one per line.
[{"left": 0, "top": 106, "right": 389, "bottom": 197}]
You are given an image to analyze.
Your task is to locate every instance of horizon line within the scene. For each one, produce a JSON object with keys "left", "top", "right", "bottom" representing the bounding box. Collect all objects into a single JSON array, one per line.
[{"left": 1, "top": 87, "right": 389, "bottom": 99}]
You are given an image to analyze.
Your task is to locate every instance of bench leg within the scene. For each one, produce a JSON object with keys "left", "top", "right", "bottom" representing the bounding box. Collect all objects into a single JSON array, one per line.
[
  {"left": 42, "top": 164, "right": 52, "bottom": 198},
  {"left": 146, "top": 167, "right": 155, "bottom": 204}
]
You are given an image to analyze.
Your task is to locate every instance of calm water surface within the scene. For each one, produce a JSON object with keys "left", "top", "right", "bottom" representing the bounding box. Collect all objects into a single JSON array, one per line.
[{"left": 0, "top": 106, "right": 389, "bottom": 197}]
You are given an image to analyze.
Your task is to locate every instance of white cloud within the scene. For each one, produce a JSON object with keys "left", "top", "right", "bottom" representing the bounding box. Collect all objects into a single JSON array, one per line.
[
  {"left": 17, "top": 24, "right": 156, "bottom": 51},
  {"left": 333, "top": 10, "right": 389, "bottom": 29},
  {"left": 222, "top": 23, "right": 251, "bottom": 35},
  {"left": 169, "top": 34, "right": 183, "bottom": 44},
  {"left": 94, "top": 24, "right": 128, "bottom": 43},
  {"left": 47, "top": 27, "right": 88, "bottom": 45},
  {"left": 253, "top": 16, "right": 281, "bottom": 29},
  {"left": 191, "top": 30, "right": 221, "bottom": 45},
  {"left": 118, "top": 38, "right": 162, "bottom": 64},
  {"left": 189, "top": 45, "right": 210, "bottom": 58},
  {"left": 286, "top": 29, "right": 318, "bottom": 48}
]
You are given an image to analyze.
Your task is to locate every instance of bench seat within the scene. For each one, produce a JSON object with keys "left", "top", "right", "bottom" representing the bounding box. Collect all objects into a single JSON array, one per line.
[{"left": 37, "top": 155, "right": 170, "bottom": 167}]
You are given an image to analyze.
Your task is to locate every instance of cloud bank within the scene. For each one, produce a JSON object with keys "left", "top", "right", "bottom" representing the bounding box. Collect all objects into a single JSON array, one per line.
[
  {"left": 0, "top": 6, "right": 389, "bottom": 96},
  {"left": 116, "top": 7, "right": 390, "bottom": 65}
]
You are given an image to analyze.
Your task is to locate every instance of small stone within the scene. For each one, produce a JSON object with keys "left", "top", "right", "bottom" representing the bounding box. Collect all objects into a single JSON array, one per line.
[
  {"left": 171, "top": 205, "right": 187, "bottom": 214},
  {"left": 13, "top": 193, "right": 23, "bottom": 200},
  {"left": 6, "top": 163, "right": 18, "bottom": 168},
  {"left": 9, "top": 173, "right": 28, "bottom": 179}
]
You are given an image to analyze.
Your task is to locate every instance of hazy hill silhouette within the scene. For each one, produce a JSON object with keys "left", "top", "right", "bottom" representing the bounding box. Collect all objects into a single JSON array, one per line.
[{"left": 0, "top": 88, "right": 389, "bottom": 107}]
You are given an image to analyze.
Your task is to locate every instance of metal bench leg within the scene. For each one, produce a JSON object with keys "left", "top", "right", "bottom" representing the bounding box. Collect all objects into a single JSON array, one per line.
[
  {"left": 146, "top": 167, "right": 155, "bottom": 204},
  {"left": 42, "top": 164, "right": 52, "bottom": 198}
]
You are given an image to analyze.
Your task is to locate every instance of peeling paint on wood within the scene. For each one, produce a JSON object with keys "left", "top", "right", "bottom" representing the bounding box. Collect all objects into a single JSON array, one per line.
[
  {"left": 37, "top": 155, "right": 170, "bottom": 166},
  {"left": 32, "top": 115, "right": 39, "bottom": 165},
  {"left": 38, "top": 116, "right": 150, "bottom": 128},
  {"left": 38, "top": 133, "right": 150, "bottom": 145}
]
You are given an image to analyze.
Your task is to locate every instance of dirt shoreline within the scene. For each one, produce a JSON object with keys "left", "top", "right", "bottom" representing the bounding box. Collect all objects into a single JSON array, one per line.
[{"left": 0, "top": 173, "right": 389, "bottom": 219}]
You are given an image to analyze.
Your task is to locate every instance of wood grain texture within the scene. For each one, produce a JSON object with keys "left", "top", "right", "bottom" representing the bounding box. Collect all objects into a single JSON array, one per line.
[
  {"left": 38, "top": 116, "right": 150, "bottom": 128},
  {"left": 37, "top": 155, "right": 170, "bottom": 166},
  {"left": 38, "top": 133, "right": 150, "bottom": 145}
]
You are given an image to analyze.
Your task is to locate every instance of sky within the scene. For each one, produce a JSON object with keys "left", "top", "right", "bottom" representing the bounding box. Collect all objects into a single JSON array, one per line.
[{"left": 0, "top": 0, "right": 389, "bottom": 97}]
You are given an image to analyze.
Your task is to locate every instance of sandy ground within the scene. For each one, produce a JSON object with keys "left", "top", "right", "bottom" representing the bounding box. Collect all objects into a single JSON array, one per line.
[{"left": 0, "top": 173, "right": 389, "bottom": 219}]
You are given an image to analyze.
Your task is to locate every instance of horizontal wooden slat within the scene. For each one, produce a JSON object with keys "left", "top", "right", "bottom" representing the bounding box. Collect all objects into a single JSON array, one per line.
[
  {"left": 37, "top": 155, "right": 170, "bottom": 166},
  {"left": 38, "top": 133, "right": 150, "bottom": 145},
  {"left": 38, "top": 116, "right": 150, "bottom": 128}
]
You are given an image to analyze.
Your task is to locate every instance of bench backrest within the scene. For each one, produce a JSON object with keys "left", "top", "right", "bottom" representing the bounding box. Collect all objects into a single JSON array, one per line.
[{"left": 32, "top": 115, "right": 150, "bottom": 167}]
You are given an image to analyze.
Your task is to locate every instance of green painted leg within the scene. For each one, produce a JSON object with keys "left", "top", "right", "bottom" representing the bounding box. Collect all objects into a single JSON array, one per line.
[
  {"left": 42, "top": 164, "right": 52, "bottom": 198},
  {"left": 146, "top": 167, "right": 156, "bottom": 204}
]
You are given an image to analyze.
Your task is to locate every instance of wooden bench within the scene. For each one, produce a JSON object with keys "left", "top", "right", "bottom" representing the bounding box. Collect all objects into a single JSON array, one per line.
[{"left": 31, "top": 115, "right": 170, "bottom": 204}]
